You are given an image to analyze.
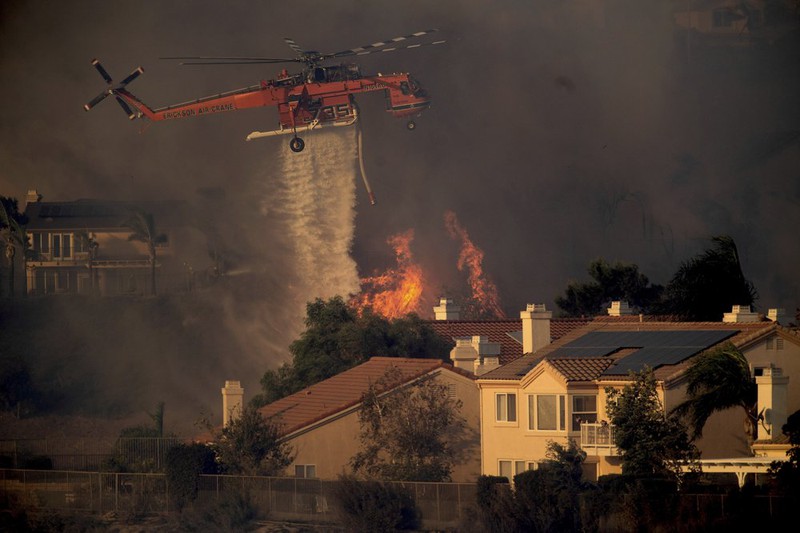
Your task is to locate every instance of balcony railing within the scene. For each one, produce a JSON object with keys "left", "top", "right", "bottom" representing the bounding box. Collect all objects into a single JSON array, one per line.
[{"left": 580, "top": 423, "right": 618, "bottom": 456}]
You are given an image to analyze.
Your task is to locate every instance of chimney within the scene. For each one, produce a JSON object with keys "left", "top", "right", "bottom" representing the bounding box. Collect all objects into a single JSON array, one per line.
[
  {"left": 756, "top": 366, "right": 789, "bottom": 441},
  {"left": 26, "top": 189, "right": 42, "bottom": 205},
  {"left": 520, "top": 304, "right": 552, "bottom": 354},
  {"left": 221, "top": 380, "right": 244, "bottom": 427},
  {"left": 767, "top": 308, "right": 787, "bottom": 325},
  {"left": 723, "top": 304, "right": 759, "bottom": 323},
  {"left": 607, "top": 301, "right": 633, "bottom": 317},
  {"left": 449, "top": 336, "right": 501, "bottom": 375},
  {"left": 434, "top": 298, "right": 461, "bottom": 321}
]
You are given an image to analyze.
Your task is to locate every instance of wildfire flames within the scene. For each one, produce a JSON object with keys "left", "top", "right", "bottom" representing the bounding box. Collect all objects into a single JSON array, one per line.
[
  {"left": 351, "top": 229, "right": 425, "bottom": 319},
  {"left": 444, "top": 211, "right": 506, "bottom": 319}
]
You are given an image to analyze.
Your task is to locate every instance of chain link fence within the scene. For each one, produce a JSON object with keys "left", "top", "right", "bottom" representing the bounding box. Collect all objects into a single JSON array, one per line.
[
  {"left": 0, "top": 438, "right": 180, "bottom": 472},
  {"left": 0, "top": 469, "right": 477, "bottom": 529}
]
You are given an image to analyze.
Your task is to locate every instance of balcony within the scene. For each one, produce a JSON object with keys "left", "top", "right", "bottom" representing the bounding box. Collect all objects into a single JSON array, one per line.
[{"left": 580, "top": 423, "right": 618, "bottom": 456}]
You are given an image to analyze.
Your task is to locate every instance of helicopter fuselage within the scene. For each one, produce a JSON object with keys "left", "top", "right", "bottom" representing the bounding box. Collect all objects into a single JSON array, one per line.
[{"left": 115, "top": 64, "right": 430, "bottom": 139}]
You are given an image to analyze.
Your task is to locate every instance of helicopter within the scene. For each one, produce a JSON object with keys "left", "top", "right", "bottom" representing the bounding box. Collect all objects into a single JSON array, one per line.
[{"left": 84, "top": 29, "right": 444, "bottom": 153}]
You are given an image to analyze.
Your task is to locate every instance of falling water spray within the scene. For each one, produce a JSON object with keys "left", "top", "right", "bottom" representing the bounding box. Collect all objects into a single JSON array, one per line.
[{"left": 265, "top": 129, "right": 361, "bottom": 310}]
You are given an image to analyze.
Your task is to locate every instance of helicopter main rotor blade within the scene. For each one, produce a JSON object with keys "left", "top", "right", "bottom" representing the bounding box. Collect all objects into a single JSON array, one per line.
[
  {"left": 115, "top": 96, "right": 136, "bottom": 119},
  {"left": 284, "top": 37, "right": 306, "bottom": 57},
  {"left": 327, "top": 29, "right": 440, "bottom": 59},
  {"left": 84, "top": 90, "right": 110, "bottom": 111},
  {"left": 91, "top": 59, "right": 113, "bottom": 84},
  {"left": 119, "top": 67, "right": 144, "bottom": 86},
  {"left": 178, "top": 59, "right": 300, "bottom": 65},
  {"left": 339, "top": 39, "right": 446, "bottom": 59},
  {"left": 161, "top": 55, "right": 296, "bottom": 62}
]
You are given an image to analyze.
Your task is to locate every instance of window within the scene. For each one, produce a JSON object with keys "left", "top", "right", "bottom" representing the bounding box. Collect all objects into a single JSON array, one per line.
[
  {"left": 32, "top": 233, "right": 49, "bottom": 254},
  {"left": 498, "top": 460, "right": 529, "bottom": 481},
  {"left": 766, "top": 338, "right": 785, "bottom": 351},
  {"left": 712, "top": 9, "right": 735, "bottom": 27},
  {"left": 528, "top": 394, "right": 566, "bottom": 431},
  {"left": 295, "top": 464, "right": 316, "bottom": 478},
  {"left": 496, "top": 393, "right": 517, "bottom": 422},
  {"left": 446, "top": 383, "right": 456, "bottom": 400},
  {"left": 50, "top": 233, "right": 72, "bottom": 259},
  {"left": 571, "top": 395, "right": 598, "bottom": 432}
]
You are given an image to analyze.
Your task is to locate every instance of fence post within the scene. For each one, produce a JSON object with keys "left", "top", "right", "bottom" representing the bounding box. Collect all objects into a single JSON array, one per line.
[
  {"left": 457, "top": 484, "right": 461, "bottom": 523},
  {"left": 436, "top": 484, "right": 441, "bottom": 524},
  {"left": 115, "top": 473, "right": 119, "bottom": 512}
]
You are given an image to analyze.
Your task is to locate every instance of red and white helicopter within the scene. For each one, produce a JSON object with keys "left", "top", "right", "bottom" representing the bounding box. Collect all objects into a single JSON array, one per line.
[{"left": 85, "top": 29, "right": 443, "bottom": 153}]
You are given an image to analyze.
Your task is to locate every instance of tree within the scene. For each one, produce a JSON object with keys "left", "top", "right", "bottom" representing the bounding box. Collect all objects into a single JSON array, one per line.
[
  {"left": 672, "top": 342, "right": 758, "bottom": 444},
  {"left": 1, "top": 198, "right": 29, "bottom": 299},
  {"left": 254, "top": 297, "right": 453, "bottom": 405},
  {"left": 606, "top": 369, "right": 698, "bottom": 480},
  {"left": 123, "top": 209, "right": 167, "bottom": 296},
  {"left": 513, "top": 439, "right": 587, "bottom": 533},
  {"left": 75, "top": 230, "right": 99, "bottom": 295},
  {"left": 165, "top": 443, "right": 218, "bottom": 510},
  {"left": 555, "top": 258, "right": 663, "bottom": 317},
  {"left": 213, "top": 404, "right": 294, "bottom": 476},
  {"left": 659, "top": 235, "right": 757, "bottom": 321},
  {"left": 350, "top": 368, "right": 466, "bottom": 481},
  {"left": 770, "top": 409, "right": 800, "bottom": 494}
]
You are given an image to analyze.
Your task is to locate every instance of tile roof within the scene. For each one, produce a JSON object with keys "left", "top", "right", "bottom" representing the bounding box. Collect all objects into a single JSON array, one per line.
[
  {"left": 548, "top": 358, "right": 615, "bottom": 382},
  {"left": 258, "top": 357, "right": 471, "bottom": 437},
  {"left": 479, "top": 319, "right": 779, "bottom": 382},
  {"left": 25, "top": 199, "right": 189, "bottom": 231},
  {"left": 427, "top": 318, "right": 591, "bottom": 365}
]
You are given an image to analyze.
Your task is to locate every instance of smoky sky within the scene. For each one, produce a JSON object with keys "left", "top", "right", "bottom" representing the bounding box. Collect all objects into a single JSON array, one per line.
[{"left": 2, "top": 1, "right": 799, "bottom": 423}]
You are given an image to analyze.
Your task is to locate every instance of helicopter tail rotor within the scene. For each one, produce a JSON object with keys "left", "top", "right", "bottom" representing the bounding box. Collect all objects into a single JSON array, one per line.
[{"left": 84, "top": 59, "right": 144, "bottom": 119}]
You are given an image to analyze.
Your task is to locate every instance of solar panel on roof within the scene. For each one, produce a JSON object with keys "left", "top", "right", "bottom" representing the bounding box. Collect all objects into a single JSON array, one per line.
[
  {"left": 506, "top": 331, "right": 523, "bottom": 345},
  {"left": 548, "top": 329, "right": 737, "bottom": 374},
  {"left": 549, "top": 347, "right": 618, "bottom": 358}
]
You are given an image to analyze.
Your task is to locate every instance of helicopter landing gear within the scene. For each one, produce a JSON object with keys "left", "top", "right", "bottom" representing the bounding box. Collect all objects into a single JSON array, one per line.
[
  {"left": 289, "top": 136, "right": 305, "bottom": 152},
  {"left": 406, "top": 120, "right": 416, "bottom": 131}
]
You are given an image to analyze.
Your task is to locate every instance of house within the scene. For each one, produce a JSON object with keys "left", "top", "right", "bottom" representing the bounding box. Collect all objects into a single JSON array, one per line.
[
  {"left": 23, "top": 190, "right": 206, "bottom": 296},
  {"left": 476, "top": 302, "right": 799, "bottom": 481},
  {"left": 671, "top": 0, "right": 796, "bottom": 48},
  {"left": 256, "top": 356, "right": 481, "bottom": 482}
]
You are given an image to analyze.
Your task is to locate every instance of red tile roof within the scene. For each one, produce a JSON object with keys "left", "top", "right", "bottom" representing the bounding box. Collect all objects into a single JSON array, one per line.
[
  {"left": 258, "top": 357, "right": 472, "bottom": 437},
  {"left": 548, "top": 358, "right": 615, "bottom": 382},
  {"left": 428, "top": 318, "right": 591, "bottom": 365}
]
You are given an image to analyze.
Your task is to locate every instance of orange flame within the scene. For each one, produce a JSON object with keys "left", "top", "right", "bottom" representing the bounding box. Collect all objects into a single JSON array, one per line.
[
  {"left": 351, "top": 229, "right": 425, "bottom": 319},
  {"left": 444, "top": 211, "right": 506, "bottom": 318}
]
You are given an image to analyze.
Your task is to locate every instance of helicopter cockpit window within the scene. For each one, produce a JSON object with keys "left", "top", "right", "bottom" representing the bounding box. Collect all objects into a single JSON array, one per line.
[
  {"left": 408, "top": 76, "right": 427, "bottom": 97},
  {"left": 400, "top": 81, "right": 411, "bottom": 96},
  {"left": 313, "top": 67, "right": 326, "bottom": 83}
]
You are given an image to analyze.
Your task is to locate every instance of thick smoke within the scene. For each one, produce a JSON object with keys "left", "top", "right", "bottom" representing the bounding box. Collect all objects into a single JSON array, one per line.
[{"left": 0, "top": 1, "right": 798, "bottom": 430}]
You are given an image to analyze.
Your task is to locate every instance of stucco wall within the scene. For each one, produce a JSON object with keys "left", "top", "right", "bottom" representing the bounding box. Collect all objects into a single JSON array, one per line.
[{"left": 283, "top": 370, "right": 481, "bottom": 482}]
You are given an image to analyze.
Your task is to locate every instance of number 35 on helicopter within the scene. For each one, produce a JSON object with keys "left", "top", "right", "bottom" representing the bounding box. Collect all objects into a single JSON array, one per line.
[{"left": 84, "top": 29, "right": 444, "bottom": 153}]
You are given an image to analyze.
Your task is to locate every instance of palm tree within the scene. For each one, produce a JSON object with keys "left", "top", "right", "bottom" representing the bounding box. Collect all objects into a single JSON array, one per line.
[
  {"left": 1, "top": 201, "right": 27, "bottom": 299},
  {"left": 672, "top": 342, "right": 758, "bottom": 444},
  {"left": 659, "top": 235, "right": 757, "bottom": 321},
  {"left": 75, "top": 230, "right": 99, "bottom": 295},
  {"left": 123, "top": 209, "right": 167, "bottom": 296}
]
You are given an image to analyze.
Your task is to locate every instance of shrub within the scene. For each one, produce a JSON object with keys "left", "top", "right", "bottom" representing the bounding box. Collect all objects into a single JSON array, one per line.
[
  {"left": 23, "top": 455, "right": 53, "bottom": 470},
  {"left": 474, "top": 475, "right": 517, "bottom": 533},
  {"left": 165, "top": 443, "right": 218, "bottom": 510},
  {"left": 332, "top": 475, "right": 418, "bottom": 532}
]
